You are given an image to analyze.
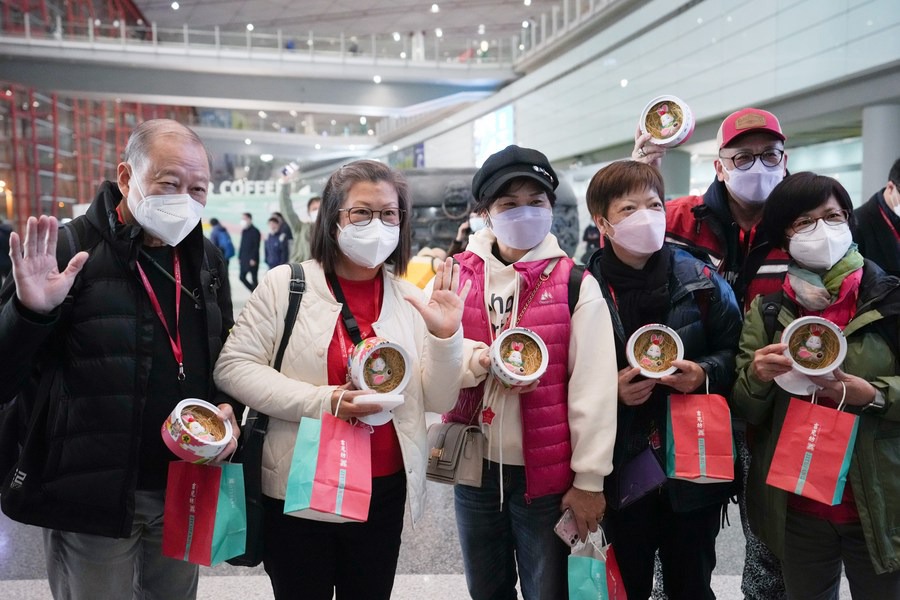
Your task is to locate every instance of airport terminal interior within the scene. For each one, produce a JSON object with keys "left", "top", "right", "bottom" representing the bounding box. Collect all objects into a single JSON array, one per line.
[{"left": 0, "top": 0, "right": 898, "bottom": 597}]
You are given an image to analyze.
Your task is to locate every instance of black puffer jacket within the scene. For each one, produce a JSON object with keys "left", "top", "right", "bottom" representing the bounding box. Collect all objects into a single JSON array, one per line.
[
  {"left": 588, "top": 246, "right": 743, "bottom": 512},
  {"left": 0, "top": 181, "right": 235, "bottom": 537}
]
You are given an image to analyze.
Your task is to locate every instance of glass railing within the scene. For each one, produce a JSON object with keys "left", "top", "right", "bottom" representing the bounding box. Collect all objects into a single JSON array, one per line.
[{"left": 0, "top": 13, "right": 519, "bottom": 67}]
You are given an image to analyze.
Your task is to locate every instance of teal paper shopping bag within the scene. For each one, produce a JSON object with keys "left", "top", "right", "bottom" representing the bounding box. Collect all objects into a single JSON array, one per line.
[
  {"left": 283, "top": 413, "right": 372, "bottom": 522},
  {"left": 162, "top": 462, "right": 247, "bottom": 566}
]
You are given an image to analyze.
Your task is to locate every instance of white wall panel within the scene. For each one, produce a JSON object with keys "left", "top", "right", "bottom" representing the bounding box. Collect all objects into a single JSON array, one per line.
[
  {"left": 423, "top": 123, "right": 475, "bottom": 168},
  {"left": 410, "top": 0, "right": 898, "bottom": 165}
]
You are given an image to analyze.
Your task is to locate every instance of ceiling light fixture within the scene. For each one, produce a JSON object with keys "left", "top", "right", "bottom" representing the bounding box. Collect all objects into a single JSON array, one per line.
[
  {"left": 244, "top": 138, "right": 252, "bottom": 145},
  {"left": 260, "top": 154, "right": 274, "bottom": 162},
  {"left": 620, "top": 78, "right": 628, "bottom": 88},
  {"left": 522, "top": 20, "right": 530, "bottom": 28},
  {"left": 373, "top": 75, "right": 382, "bottom": 83},
  {"left": 480, "top": 40, "right": 489, "bottom": 52},
  {"left": 477, "top": 24, "right": 485, "bottom": 35},
  {"left": 431, "top": 3, "right": 440, "bottom": 13},
  {"left": 171, "top": 2, "right": 179, "bottom": 10},
  {"left": 246, "top": 24, "right": 254, "bottom": 31},
  {"left": 435, "top": 28, "right": 443, "bottom": 38},
  {"left": 258, "top": 110, "right": 267, "bottom": 118},
  {"left": 359, "top": 116, "right": 367, "bottom": 125},
  {"left": 289, "top": 110, "right": 297, "bottom": 117},
  {"left": 524, "top": 0, "right": 532, "bottom": 5},
  {"left": 400, "top": 51, "right": 407, "bottom": 58},
  {"left": 367, "top": 129, "right": 375, "bottom": 136},
  {"left": 393, "top": 32, "right": 401, "bottom": 42},
  {"left": 392, "top": 145, "right": 399, "bottom": 151},
  {"left": 315, "top": 143, "right": 321, "bottom": 150}
]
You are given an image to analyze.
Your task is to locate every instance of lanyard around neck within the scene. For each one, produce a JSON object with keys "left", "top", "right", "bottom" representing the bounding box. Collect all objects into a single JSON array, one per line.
[{"left": 136, "top": 250, "right": 185, "bottom": 381}]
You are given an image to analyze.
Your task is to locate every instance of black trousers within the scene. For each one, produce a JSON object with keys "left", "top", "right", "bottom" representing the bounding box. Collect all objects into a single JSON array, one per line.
[
  {"left": 604, "top": 490, "right": 721, "bottom": 600},
  {"left": 239, "top": 261, "right": 258, "bottom": 291},
  {"left": 262, "top": 471, "right": 407, "bottom": 600}
]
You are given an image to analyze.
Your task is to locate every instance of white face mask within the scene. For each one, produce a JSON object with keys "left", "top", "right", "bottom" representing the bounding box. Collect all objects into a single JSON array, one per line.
[
  {"left": 308, "top": 210, "right": 319, "bottom": 223},
  {"left": 468, "top": 215, "right": 486, "bottom": 232},
  {"left": 240, "top": 218, "right": 250, "bottom": 230},
  {"left": 337, "top": 220, "right": 400, "bottom": 269},
  {"left": 722, "top": 160, "right": 784, "bottom": 205},
  {"left": 789, "top": 222, "right": 853, "bottom": 272},
  {"left": 489, "top": 206, "right": 552, "bottom": 251},
  {"left": 127, "top": 168, "right": 204, "bottom": 247},
  {"left": 605, "top": 209, "right": 667, "bottom": 256}
]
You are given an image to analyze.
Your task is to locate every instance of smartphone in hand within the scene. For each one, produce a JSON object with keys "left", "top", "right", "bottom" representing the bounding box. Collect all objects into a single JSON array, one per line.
[{"left": 553, "top": 508, "right": 580, "bottom": 547}]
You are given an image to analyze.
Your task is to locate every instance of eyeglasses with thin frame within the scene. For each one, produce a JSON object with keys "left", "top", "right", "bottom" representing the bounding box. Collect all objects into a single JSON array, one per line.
[
  {"left": 338, "top": 207, "right": 405, "bottom": 227},
  {"left": 789, "top": 209, "right": 850, "bottom": 235},
  {"left": 718, "top": 148, "right": 785, "bottom": 171}
]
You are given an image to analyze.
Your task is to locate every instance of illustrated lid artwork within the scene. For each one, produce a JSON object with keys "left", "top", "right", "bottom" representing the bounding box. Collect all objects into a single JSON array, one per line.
[{"left": 626, "top": 324, "right": 685, "bottom": 378}]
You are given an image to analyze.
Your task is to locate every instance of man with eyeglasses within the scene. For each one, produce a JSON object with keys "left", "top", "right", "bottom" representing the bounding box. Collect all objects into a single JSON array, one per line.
[
  {"left": 634, "top": 107, "right": 790, "bottom": 600},
  {"left": 854, "top": 157, "right": 900, "bottom": 277}
]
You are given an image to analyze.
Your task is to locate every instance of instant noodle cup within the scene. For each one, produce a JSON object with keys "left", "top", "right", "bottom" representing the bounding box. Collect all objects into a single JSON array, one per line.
[
  {"left": 626, "top": 324, "right": 685, "bottom": 378},
  {"left": 780, "top": 316, "right": 847, "bottom": 376},
  {"left": 349, "top": 337, "right": 411, "bottom": 394},
  {"left": 490, "top": 327, "right": 549, "bottom": 388},
  {"left": 639, "top": 95, "right": 695, "bottom": 148},
  {"left": 161, "top": 398, "right": 233, "bottom": 463}
]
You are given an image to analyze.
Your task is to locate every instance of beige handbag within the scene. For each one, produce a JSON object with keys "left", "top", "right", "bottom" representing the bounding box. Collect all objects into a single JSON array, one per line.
[{"left": 425, "top": 422, "right": 483, "bottom": 487}]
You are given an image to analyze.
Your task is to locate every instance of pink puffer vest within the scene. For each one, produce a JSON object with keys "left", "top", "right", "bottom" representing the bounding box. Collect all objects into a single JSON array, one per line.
[{"left": 446, "top": 251, "right": 576, "bottom": 498}]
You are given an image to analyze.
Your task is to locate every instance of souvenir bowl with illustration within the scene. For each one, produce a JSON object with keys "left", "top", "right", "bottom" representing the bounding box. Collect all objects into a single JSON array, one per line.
[
  {"left": 490, "top": 327, "right": 549, "bottom": 388},
  {"left": 626, "top": 324, "right": 685, "bottom": 378},
  {"left": 352, "top": 394, "right": 405, "bottom": 426},
  {"left": 639, "top": 95, "right": 695, "bottom": 148},
  {"left": 780, "top": 316, "right": 847, "bottom": 376},
  {"left": 161, "top": 398, "right": 233, "bottom": 463},
  {"left": 348, "top": 337, "right": 411, "bottom": 394}
]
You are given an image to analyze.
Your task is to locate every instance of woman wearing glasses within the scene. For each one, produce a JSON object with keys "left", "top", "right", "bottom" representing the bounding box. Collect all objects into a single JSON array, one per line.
[
  {"left": 733, "top": 172, "right": 900, "bottom": 598},
  {"left": 214, "top": 160, "right": 470, "bottom": 599}
]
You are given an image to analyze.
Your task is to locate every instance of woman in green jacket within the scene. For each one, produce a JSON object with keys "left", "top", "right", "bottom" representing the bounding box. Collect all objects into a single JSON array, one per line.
[{"left": 733, "top": 172, "right": 900, "bottom": 599}]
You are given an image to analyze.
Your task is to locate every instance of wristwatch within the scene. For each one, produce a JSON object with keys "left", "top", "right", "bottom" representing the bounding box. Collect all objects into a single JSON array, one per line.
[{"left": 864, "top": 389, "right": 886, "bottom": 412}]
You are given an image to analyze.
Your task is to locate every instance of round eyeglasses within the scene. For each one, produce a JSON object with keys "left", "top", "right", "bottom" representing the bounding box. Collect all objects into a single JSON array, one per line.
[
  {"left": 789, "top": 209, "right": 849, "bottom": 235},
  {"left": 718, "top": 148, "right": 785, "bottom": 171},
  {"left": 338, "top": 207, "right": 405, "bottom": 227}
]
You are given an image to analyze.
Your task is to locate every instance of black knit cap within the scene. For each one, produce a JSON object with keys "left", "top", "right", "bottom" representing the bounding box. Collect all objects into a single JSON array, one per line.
[{"left": 472, "top": 145, "right": 558, "bottom": 201}]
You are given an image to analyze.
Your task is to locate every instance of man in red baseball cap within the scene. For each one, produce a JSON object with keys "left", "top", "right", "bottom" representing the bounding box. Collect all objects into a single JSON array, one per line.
[{"left": 633, "top": 108, "right": 790, "bottom": 600}]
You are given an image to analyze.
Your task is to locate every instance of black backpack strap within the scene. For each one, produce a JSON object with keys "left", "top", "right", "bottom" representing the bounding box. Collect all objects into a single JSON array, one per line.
[
  {"left": 242, "top": 262, "right": 306, "bottom": 450},
  {"left": 759, "top": 290, "right": 784, "bottom": 344},
  {"left": 273, "top": 263, "right": 306, "bottom": 371},
  {"left": 568, "top": 264, "right": 585, "bottom": 316}
]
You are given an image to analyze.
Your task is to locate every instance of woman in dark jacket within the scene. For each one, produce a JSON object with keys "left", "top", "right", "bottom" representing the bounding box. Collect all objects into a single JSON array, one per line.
[
  {"left": 585, "top": 161, "right": 742, "bottom": 600},
  {"left": 733, "top": 172, "right": 900, "bottom": 599}
]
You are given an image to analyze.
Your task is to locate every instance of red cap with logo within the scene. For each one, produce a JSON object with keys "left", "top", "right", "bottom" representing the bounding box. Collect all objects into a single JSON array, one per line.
[{"left": 717, "top": 108, "right": 785, "bottom": 149}]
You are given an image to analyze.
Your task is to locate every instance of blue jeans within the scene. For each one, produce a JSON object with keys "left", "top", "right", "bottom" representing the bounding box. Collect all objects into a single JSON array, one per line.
[
  {"left": 454, "top": 461, "right": 568, "bottom": 600},
  {"left": 43, "top": 490, "right": 198, "bottom": 600}
]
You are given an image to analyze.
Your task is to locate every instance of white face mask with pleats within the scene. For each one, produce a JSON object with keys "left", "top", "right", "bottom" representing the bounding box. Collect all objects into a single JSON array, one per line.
[
  {"left": 605, "top": 208, "right": 667, "bottom": 256},
  {"left": 789, "top": 222, "right": 853, "bottom": 271},
  {"left": 337, "top": 220, "right": 399, "bottom": 268},
  {"left": 127, "top": 167, "right": 204, "bottom": 247}
]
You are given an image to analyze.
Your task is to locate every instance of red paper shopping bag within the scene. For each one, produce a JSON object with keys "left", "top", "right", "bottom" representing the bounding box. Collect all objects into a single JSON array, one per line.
[
  {"left": 162, "top": 462, "right": 247, "bottom": 566},
  {"left": 666, "top": 393, "right": 734, "bottom": 483},
  {"left": 283, "top": 412, "right": 372, "bottom": 522},
  {"left": 766, "top": 397, "right": 859, "bottom": 506}
]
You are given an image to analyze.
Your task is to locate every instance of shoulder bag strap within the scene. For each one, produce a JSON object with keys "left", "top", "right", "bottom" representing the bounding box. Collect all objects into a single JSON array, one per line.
[
  {"left": 325, "top": 270, "right": 363, "bottom": 344},
  {"left": 244, "top": 263, "right": 306, "bottom": 441}
]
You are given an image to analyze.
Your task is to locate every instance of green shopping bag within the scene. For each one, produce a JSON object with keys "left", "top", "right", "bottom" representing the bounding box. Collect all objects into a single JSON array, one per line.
[
  {"left": 162, "top": 462, "right": 247, "bottom": 566},
  {"left": 568, "top": 528, "right": 627, "bottom": 600}
]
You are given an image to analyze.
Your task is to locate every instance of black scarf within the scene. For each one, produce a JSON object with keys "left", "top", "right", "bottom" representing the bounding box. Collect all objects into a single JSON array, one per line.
[{"left": 600, "top": 244, "right": 671, "bottom": 338}]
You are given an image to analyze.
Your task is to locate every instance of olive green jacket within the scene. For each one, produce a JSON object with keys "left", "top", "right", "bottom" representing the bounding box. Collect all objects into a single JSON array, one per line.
[{"left": 733, "top": 263, "right": 900, "bottom": 574}]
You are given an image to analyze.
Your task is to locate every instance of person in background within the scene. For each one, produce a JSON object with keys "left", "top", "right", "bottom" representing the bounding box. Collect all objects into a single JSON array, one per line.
[
  {"left": 447, "top": 211, "right": 487, "bottom": 256},
  {"left": 446, "top": 145, "right": 618, "bottom": 599},
  {"left": 214, "top": 159, "right": 469, "bottom": 600},
  {"left": 585, "top": 160, "right": 742, "bottom": 600},
  {"left": 636, "top": 107, "right": 790, "bottom": 600},
  {"left": 270, "top": 211, "right": 294, "bottom": 260},
  {"left": 278, "top": 173, "right": 321, "bottom": 264},
  {"left": 0, "top": 216, "right": 11, "bottom": 288},
  {"left": 0, "top": 119, "right": 238, "bottom": 600},
  {"left": 403, "top": 246, "right": 448, "bottom": 289},
  {"left": 208, "top": 217, "right": 235, "bottom": 270},
  {"left": 854, "top": 157, "right": 900, "bottom": 277},
  {"left": 733, "top": 172, "right": 900, "bottom": 599},
  {"left": 238, "top": 212, "right": 261, "bottom": 291},
  {"left": 580, "top": 223, "right": 601, "bottom": 264},
  {"left": 264, "top": 216, "right": 289, "bottom": 269}
]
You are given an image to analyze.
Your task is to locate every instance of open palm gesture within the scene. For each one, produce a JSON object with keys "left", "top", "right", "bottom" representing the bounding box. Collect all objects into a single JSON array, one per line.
[
  {"left": 405, "top": 258, "right": 471, "bottom": 339},
  {"left": 10, "top": 215, "right": 89, "bottom": 314}
]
